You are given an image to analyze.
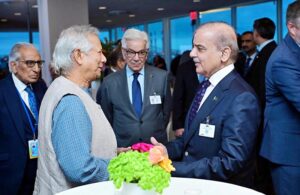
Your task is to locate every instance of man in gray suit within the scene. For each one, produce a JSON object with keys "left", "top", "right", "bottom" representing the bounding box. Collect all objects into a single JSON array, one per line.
[{"left": 98, "top": 28, "right": 171, "bottom": 147}]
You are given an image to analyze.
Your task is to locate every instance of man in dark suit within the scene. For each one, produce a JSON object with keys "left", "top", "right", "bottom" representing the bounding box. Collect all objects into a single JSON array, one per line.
[
  {"left": 245, "top": 18, "right": 277, "bottom": 110},
  {"left": 234, "top": 31, "right": 257, "bottom": 77},
  {"left": 152, "top": 22, "right": 260, "bottom": 188},
  {"left": 0, "top": 43, "right": 47, "bottom": 195},
  {"left": 98, "top": 28, "right": 171, "bottom": 148},
  {"left": 260, "top": 2, "right": 300, "bottom": 195},
  {"left": 244, "top": 18, "right": 277, "bottom": 194},
  {"left": 172, "top": 57, "right": 201, "bottom": 138}
]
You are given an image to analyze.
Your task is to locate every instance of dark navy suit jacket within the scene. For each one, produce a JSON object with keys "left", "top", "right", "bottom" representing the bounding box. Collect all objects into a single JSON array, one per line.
[
  {"left": 260, "top": 34, "right": 300, "bottom": 166},
  {"left": 0, "top": 74, "right": 47, "bottom": 195},
  {"left": 172, "top": 59, "right": 199, "bottom": 131},
  {"left": 166, "top": 70, "right": 260, "bottom": 188}
]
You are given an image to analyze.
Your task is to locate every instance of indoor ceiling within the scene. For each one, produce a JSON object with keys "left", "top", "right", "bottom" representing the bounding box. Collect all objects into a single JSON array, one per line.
[{"left": 0, "top": 0, "right": 260, "bottom": 32}]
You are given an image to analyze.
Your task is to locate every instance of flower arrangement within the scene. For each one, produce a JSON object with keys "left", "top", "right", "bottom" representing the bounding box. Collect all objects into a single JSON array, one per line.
[{"left": 108, "top": 143, "right": 175, "bottom": 194}]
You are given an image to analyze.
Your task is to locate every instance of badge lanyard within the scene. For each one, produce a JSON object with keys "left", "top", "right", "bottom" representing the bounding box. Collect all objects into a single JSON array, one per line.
[{"left": 17, "top": 90, "right": 37, "bottom": 140}]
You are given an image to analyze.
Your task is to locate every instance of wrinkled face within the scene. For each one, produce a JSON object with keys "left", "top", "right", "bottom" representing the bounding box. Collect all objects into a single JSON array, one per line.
[
  {"left": 81, "top": 34, "right": 107, "bottom": 81},
  {"left": 190, "top": 28, "right": 223, "bottom": 78},
  {"left": 11, "top": 46, "right": 41, "bottom": 84},
  {"left": 241, "top": 33, "right": 256, "bottom": 55},
  {"left": 122, "top": 39, "right": 148, "bottom": 72}
]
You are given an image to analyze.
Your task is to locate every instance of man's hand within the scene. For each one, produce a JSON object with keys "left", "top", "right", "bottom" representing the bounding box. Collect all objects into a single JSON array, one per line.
[
  {"left": 150, "top": 137, "right": 169, "bottom": 158},
  {"left": 117, "top": 147, "right": 131, "bottom": 154},
  {"left": 174, "top": 128, "right": 184, "bottom": 137}
]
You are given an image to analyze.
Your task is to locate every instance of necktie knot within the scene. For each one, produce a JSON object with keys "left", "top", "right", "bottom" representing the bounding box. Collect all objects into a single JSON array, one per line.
[
  {"left": 25, "top": 86, "right": 33, "bottom": 94},
  {"left": 201, "top": 79, "right": 211, "bottom": 89},
  {"left": 133, "top": 72, "right": 140, "bottom": 80}
]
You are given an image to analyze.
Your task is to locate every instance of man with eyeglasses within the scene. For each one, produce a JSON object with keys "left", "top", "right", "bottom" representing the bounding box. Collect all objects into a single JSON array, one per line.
[
  {"left": 0, "top": 42, "right": 47, "bottom": 195},
  {"left": 98, "top": 28, "right": 171, "bottom": 149}
]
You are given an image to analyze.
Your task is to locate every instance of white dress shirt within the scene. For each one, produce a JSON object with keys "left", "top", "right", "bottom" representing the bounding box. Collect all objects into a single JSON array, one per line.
[
  {"left": 198, "top": 64, "right": 234, "bottom": 109},
  {"left": 12, "top": 73, "right": 33, "bottom": 114}
]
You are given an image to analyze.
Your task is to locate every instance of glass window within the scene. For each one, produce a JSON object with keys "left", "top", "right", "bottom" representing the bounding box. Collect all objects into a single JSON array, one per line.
[
  {"left": 282, "top": 0, "right": 296, "bottom": 38},
  {"left": 0, "top": 32, "right": 29, "bottom": 56},
  {"left": 116, "top": 27, "right": 125, "bottom": 41},
  {"left": 200, "top": 8, "right": 231, "bottom": 24},
  {"left": 170, "top": 16, "right": 194, "bottom": 59},
  {"left": 99, "top": 30, "right": 109, "bottom": 42},
  {"left": 128, "top": 25, "right": 144, "bottom": 31},
  {"left": 237, "top": 1, "right": 277, "bottom": 41},
  {"left": 148, "top": 21, "right": 163, "bottom": 63}
]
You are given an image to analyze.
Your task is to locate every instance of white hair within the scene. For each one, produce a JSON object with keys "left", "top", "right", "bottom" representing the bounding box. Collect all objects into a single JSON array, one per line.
[
  {"left": 121, "top": 28, "right": 149, "bottom": 49},
  {"left": 8, "top": 42, "right": 36, "bottom": 72},
  {"left": 52, "top": 25, "right": 99, "bottom": 75}
]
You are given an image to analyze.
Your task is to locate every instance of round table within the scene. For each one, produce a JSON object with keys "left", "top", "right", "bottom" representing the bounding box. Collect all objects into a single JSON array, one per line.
[{"left": 56, "top": 177, "right": 264, "bottom": 195}]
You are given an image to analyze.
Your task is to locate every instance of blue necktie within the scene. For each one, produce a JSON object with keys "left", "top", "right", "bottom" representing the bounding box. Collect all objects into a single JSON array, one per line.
[
  {"left": 188, "top": 80, "right": 210, "bottom": 127},
  {"left": 244, "top": 57, "right": 251, "bottom": 76},
  {"left": 132, "top": 73, "right": 142, "bottom": 118},
  {"left": 25, "top": 86, "right": 39, "bottom": 121}
]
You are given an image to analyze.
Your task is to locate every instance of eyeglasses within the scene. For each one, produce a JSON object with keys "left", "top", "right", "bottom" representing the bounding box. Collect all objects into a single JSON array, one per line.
[
  {"left": 18, "top": 60, "right": 45, "bottom": 68},
  {"left": 123, "top": 48, "right": 148, "bottom": 58}
]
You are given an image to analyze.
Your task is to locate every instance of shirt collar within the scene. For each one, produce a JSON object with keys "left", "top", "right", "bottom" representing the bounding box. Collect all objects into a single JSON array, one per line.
[
  {"left": 12, "top": 73, "right": 28, "bottom": 93},
  {"left": 126, "top": 64, "right": 145, "bottom": 78},
  {"left": 247, "top": 51, "right": 258, "bottom": 59},
  {"left": 257, "top": 39, "right": 273, "bottom": 52},
  {"left": 208, "top": 64, "right": 234, "bottom": 87}
]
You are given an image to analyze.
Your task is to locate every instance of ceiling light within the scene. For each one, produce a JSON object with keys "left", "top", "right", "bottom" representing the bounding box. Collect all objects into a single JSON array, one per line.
[
  {"left": 98, "top": 6, "right": 107, "bottom": 10},
  {"left": 157, "top": 8, "right": 164, "bottom": 11},
  {"left": 193, "top": 0, "right": 201, "bottom": 2},
  {"left": 14, "top": 13, "right": 21, "bottom": 16},
  {"left": 1, "top": 19, "right": 8, "bottom": 22},
  {"left": 106, "top": 19, "right": 112, "bottom": 23},
  {"left": 32, "top": 4, "right": 38, "bottom": 8},
  {"left": 129, "top": 14, "right": 135, "bottom": 18}
]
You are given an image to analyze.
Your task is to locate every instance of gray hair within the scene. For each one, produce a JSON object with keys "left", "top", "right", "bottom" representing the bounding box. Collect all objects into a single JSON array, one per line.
[
  {"left": 121, "top": 28, "right": 149, "bottom": 49},
  {"left": 52, "top": 25, "right": 99, "bottom": 75},
  {"left": 8, "top": 42, "right": 36, "bottom": 72},
  {"left": 287, "top": 1, "right": 300, "bottom": 27},
  {"left": 198, "top": 22, "right": 239, "bottom": 62}
]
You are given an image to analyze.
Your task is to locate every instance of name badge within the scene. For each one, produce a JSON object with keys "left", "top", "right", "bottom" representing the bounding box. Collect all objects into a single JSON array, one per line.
[
  {"left": 149, "top": 95, "right": 161, "bottom": 104},
  {"left": 28, "top": 139, "right": 39, "bottom": 159},
  {"left": 199, "top": 123, "right": 215, "bottom": 138}
]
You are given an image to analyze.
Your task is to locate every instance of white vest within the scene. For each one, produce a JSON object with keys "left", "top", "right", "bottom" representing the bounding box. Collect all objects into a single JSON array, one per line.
[{"left": 33, "top": 76, "right": 117, "bottom": 195}]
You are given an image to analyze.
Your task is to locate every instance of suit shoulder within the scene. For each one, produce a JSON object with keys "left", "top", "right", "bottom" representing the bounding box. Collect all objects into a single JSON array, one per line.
[
  {"left": 147, "top": 65, "right": 168, "bottom": 77},
  {"left": 231, "top": 74, "right": 256, "bottom": 95},
  {"left": 102, "top": 70, "right": 124, "bottom": 83}
]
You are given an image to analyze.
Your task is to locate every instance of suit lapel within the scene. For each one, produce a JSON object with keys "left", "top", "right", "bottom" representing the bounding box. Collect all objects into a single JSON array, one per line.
[
  {"left": 143, "top": 65, "right": 153, "bottom": 117},
  {"left": 4, "top": 75, "right": 28, "bottom": 146},
  {"left": 184, "top": 71, "right": 236, "bottom": 147}
]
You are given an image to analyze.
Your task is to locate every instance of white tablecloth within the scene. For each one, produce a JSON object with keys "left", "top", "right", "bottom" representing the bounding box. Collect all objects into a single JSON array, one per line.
[{"left": 56, "top": 177, "right": 264, "bottom": 195}]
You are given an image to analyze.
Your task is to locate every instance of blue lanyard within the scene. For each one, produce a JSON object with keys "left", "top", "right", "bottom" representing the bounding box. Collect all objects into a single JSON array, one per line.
[{"left": 17, "top": 90, "right": 37, "bottom": 140}]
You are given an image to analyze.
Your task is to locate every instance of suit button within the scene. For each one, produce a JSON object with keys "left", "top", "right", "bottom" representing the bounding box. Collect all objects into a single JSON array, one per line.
[{"left": 185, "top": 151, "right": 189, "bottom": 156}]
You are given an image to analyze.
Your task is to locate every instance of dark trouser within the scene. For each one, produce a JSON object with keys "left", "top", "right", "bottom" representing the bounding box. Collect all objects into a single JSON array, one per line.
[{"left": 270, "top": 162, "right": 300, "bottom": 195}]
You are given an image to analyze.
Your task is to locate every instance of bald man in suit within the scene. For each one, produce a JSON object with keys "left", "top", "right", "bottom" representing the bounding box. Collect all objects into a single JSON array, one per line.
[{"left": 0, "top": 43, "right": 47, "bottom": 195}]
